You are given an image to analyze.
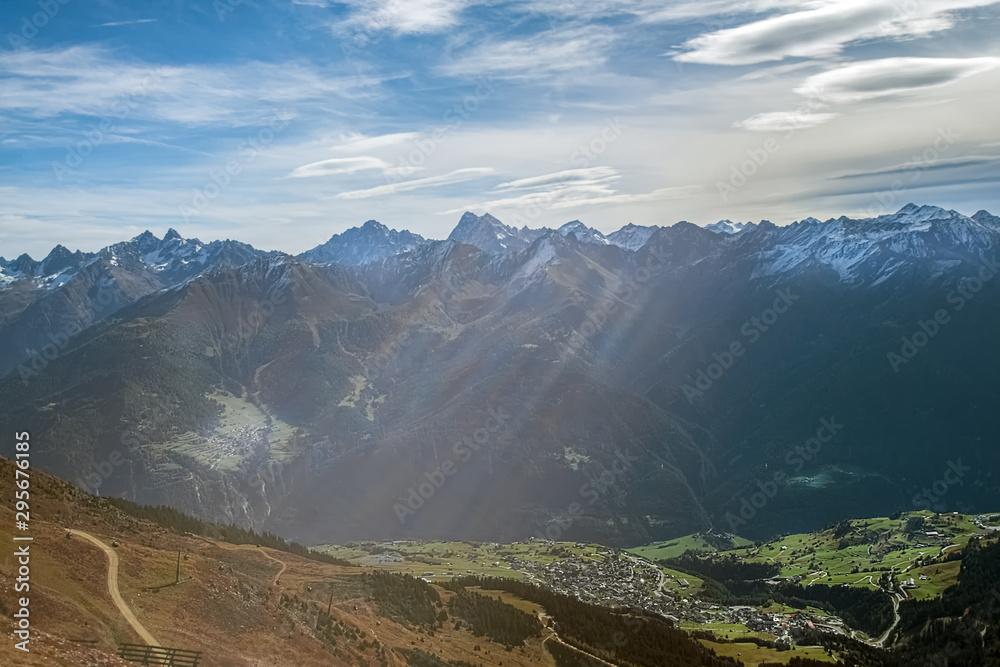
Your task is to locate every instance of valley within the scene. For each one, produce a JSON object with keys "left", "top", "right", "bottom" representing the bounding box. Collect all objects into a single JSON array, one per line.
[
  {"left": 318, "top": 508, "right": 995, "bottom": 652},
  {"left": 4, "top": 454, "right": 1000, "bottom": 667},
  {"left": 6, "top": 1, "right": 1000, "bottom": 663},
  {"left": 4, "top": 206, "right": 1000, "bottom": 550}
]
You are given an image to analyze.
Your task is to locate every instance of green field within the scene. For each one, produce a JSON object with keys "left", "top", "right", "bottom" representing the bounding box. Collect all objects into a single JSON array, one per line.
[
  {"left": 316, "top": 539, "right": 609, "bottom": 582},
  {"left": 732, "top": 512, "right": 979, "bottom": 593},
  {"left": 626, "top": 511, "right": 997, "bottom": 605},
  {"left": 700, "top": 639, "right": 837, "bottom": 666},
  {"left": 628, "top": 533, "right": 754, "bottom": 561}
]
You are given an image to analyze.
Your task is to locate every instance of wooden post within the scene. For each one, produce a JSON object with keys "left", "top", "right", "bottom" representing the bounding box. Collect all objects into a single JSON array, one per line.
[
  {"left": 176, "top": 550, "right": 181, "bottom": 585},
  {"left": 327, "top": 586, "right": 334, "bottom": 617}
]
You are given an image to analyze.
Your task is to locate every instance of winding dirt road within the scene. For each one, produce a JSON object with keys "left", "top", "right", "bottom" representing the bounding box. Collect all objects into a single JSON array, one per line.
[
  {"left": 210, "top": 542, "right": 288, "bottom": 588},
  {"left": 70, "top": 529, "right": 161, "bottom": 647},
  {"left": 257, "top": 548, "right": 288, "bottom": 587}
]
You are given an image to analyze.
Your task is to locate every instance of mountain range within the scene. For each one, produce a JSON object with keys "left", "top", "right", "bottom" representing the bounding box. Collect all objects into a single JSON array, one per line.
[{"left": 2, "top": 203, "right": 998, "bottom": 545}]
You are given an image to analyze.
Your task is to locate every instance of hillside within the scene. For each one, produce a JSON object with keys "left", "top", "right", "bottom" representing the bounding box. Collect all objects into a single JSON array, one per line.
[
  {"left": 2, "top": 206, "right": 1000, "bottom": 547},
  {"left": 0, "top": 456, "right": 552, "bottom": 666},
  {"left": 0, "top": 456, "right": 747, "bottom": 667}
]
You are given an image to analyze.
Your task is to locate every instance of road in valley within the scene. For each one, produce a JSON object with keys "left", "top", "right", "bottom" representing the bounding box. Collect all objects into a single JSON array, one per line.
[{"left": 69, "top": 529, "right": 161, "bottom": 647}]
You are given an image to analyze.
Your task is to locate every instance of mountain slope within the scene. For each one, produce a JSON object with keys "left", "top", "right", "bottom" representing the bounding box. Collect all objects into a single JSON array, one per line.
[
  {"left": 0, "top": 456, "right": 574, "bottom": 667},
  {"left": 0, "top": 231, "right": 273, "bottom": 379},
  {"left": 300, "top": 219, "right": 426, "bottom": 265},
  {"left": 2, "top": 204, "right": 999, "bottom": 547}
]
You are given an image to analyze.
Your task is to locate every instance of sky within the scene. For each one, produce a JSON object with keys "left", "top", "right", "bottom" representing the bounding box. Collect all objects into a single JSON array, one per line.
[{"left": 2, "top": 0, "right": 1000, "bottom": 258}]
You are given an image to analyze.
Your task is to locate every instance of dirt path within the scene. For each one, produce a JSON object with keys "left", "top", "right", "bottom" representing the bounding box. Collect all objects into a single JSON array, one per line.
[
  {"left": 69, "top": 530, "right": 161, "bottom": 647},
  {"left": 210, "top": 542, "right": 288, "bottom": 588},
  {"left": 258, "top": 549, "right": 288, "bottom": 587},
  {"left": 538, "top": 611, "right": 623, "bottom": 667}
]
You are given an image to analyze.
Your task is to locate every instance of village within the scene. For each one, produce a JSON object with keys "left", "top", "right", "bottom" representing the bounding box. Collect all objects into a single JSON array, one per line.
[
  {"left": 202, "top": 425, "right": 269, "bottom": 468},
  {"left": 504, "top": 541, "right": 847, "bottom": 644}
]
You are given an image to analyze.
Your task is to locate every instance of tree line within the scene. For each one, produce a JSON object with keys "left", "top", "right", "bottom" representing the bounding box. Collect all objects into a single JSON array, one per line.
[
  {"left": 447, "top": 588, "right": 541, "bottom": 647},
  {"left": 103, "top": 496, "right": 355, "bottom": 566}
]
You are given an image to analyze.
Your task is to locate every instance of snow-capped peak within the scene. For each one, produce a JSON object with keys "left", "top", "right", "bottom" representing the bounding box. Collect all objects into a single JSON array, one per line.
[
  {"left": 301, "top": 220, "right": 425, "bottom": 266},
  {"left": 558, "top": 220, "right": 609, "bottom": 245},
  {"left": 606, "top": 223, "right": 659, "bottom": 250},
  {"left": 706, "top": 220, "right": 750, "bottom": 235},
  {"left": 880, "top": 204, "right": 963, "bottom": 224},
  {"left": 448, "top": 212, "right": 530, "bottom": 254}
]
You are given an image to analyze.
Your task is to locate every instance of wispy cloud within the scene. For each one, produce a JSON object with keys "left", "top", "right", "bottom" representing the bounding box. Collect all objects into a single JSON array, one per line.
[
  {"left": 834, "top": 155, "right": 1000, "bottom": 179},
  {"left": 1, "top": 0, "right": 998, "bottom": 257},
  {"left": 439, "top": 26, "right": 614, "bottom": 79},
  {"left": 289, "top": 156, "right": 391, "bottom": 177},
  {"left": 797, "top": 57, "right": 1000, "bottom": 103},
  {"left": 94, "top": 19, "right": 158, "bottom": 27},
  {"left": 341, "top": 0, "right": 470, "bottom": 35},
  {"left": 0, "top": 46, "right": 378, "bottom": 126},
  {"left": 332, "top": 167, "right": 495, "bottom": 199},
  {"left": 494, "top": 168, "right": 620, "bottom": 193},
  {"left": 675, "top": 0, "right": 1000, "bottom": 65},
  {"left": 456, "top": 167, "right": 703, "bottom": 211},
  {"left": 329, "top": 132, "right": 419, "bottom": 152},
  {"left": 736, "top": 111, "right": 838, "bottom": 132}
]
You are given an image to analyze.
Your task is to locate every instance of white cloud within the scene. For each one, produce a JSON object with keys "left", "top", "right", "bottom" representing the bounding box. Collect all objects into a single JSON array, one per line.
[
  {"left": 835, "top": 155, "right": 1000, "bottom": 179},
  {"left": 94, "top": 19, "right": 158, "bottom": 27},
  {"left": 332, "top": 167, "right": 495, "bottom": 199},
  {"left": 439, "top": 26, "right": 613, "bottom": 79},
  {"left": 289, "top": 156, "right": 391, "bottom": 178},
  {"left": 494, "top": 168, "right": 620, "bottom": 192},
  {"left": 0, "top": 46, "right": 378, "bottom": 126},
  {"left": 549, "top": 185, "right": 705, "bottom": 208},
  {"left": 798, "top": 57, "right": 1000, "bottom": 103},
  {"left": 342, "top": 0, "right": 469, "bottom": 35},
  {"left": 456, "top": 167, "right": 701, "bottom": 212},
  {"left": 329, "top": 132, "right": 419, "bottom": 152},
  {"left": 736, "top": 110, "right": 839, "bottom": 132},
  {"left": 645, "top": 0, "right": 827, "bottom": 23},
  {"left": 675, "top": 0, "right": 1000, "bottom": 65}
]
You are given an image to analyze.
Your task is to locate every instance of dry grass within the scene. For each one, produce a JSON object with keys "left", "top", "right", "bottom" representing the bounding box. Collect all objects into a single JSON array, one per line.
[{"left": 0, "top": 457, "right": 562, "bottom": 667}]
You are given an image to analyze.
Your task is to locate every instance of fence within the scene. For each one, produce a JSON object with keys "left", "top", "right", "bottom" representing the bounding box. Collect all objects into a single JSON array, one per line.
[{"left": 118, "top": 643, "right": 202, "bottom": 666}]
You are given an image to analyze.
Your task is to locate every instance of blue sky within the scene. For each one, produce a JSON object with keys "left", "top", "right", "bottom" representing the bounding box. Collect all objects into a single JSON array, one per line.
[{"left": 2, "top": 0, "right": 1000, "bottom": 258}]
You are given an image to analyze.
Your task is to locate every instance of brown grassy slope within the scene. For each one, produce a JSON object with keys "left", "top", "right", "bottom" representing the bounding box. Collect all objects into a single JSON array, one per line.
[{"left": 0, "top": 456, "right": 555, "bottom": 667}]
